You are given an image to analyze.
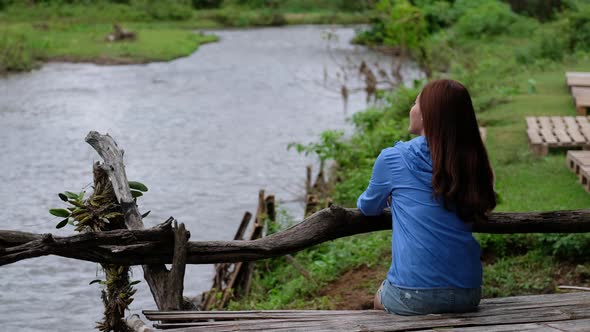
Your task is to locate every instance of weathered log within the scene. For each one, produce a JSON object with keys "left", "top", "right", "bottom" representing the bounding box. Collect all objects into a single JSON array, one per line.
[
  {"left": 125, "top": 314, "right": 154, "bottom": 332},
  {"left": 86, "top": 131, "right": 190, "bottom": 311},
  {"left": 2, "top": 207, "right": 590, "bottom": 267}
]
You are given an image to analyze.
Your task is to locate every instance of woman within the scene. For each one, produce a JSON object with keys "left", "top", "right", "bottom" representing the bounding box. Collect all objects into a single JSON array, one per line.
[{"left": 357, "top": 79, "right": 496, "bottom": 315}]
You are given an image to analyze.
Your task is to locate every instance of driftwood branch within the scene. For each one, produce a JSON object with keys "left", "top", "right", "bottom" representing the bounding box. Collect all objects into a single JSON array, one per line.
[{"left": 2, "top": 206, "right": 590, "bottom": 266}]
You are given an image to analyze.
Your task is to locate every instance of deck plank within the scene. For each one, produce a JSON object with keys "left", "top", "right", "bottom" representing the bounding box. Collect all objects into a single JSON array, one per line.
[
  {"left": 567, "top": 76, "right": 590, "bottom": 87},
  {"left": 142, "top": 293, "right": 590, "bottom": 332},
  {"left": 526, "top": 117, "right": 538, "bottom": 130}
]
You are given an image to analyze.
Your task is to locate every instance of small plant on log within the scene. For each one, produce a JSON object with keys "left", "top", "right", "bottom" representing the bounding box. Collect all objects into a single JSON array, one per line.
[{"left": 49, "top": 170, "right": 149, "bottom": 332}]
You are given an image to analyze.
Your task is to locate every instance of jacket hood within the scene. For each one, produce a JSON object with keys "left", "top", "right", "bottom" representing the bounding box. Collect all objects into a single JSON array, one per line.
[{"left": 395, "top": 135, "right": 433, "bottom": 187}]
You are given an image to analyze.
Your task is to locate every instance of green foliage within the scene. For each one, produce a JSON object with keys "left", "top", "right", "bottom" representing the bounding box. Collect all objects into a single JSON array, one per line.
[
  {"left": 374, "top": 0, "right": 427, "bottom": 51},
  {"left": 230, "top": 0, "right": 375, "bottom": 12},
  {"left": 412, "top": 0, "right": 454, "bottom": 32},
  {"left": 483, "top": 251, "right": 556, "bottom": 297},
  {"left": 128, "top": 181, "right": 148, "bottom": 192},
  {"left": 288, "top": 130, "right": 346, "bottom": 163},
  {"left": 355, "top": 0, "right": 428, "bottom": 50},
  {"left": 504, "top": 0, "right": 571, "bottom": 21},
  {"left": 454, "top": 1, "right": 517, "bottom": 38},
  {"left": 211, "top": 8, "right": 287, "bottom": 26},
  {"left": 515, "top": 26, "right": 567, "bottom": 65},
  {"left": 0, "top": 32, "right": 37, "bottom": 72},
  {"left": 139, "top": 0, "right": 194, "bottom": 20},
  {"left": 560, "top": 4, "right": 590, "bottom": 52},
  {"left": 539, "top": 234, "right": 590, "bottom": 259},
  {"left": 191, "top": 0, "right": 223, "bottom": 9}
]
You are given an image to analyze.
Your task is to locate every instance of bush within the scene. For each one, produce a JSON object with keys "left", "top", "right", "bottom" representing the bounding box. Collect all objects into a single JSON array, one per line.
[
  {"left": 454, "top": 1, "right": 517, "bottom": 38},
  {"left": 504, "top": 0, "right": 571, "bottom": 21},
  {"left": 562, "top": 4, "right": 590, "bottom": 51},
  {"left": 413, "top": 0, "right": 454, "bottom": 32},
  {"left": 337, "top": 0, "right": 375, "bottom": 11},
  {"left": 191, "top": 0, "right": 223, "bottom": 9},
  {"left": 539, "top": 234, "right": 590, "bottom": 260},
  {"left": 212, "top": 8, "right": 286, "bottom": 26},
  {"left": 0, "top": 33, "right": 36, "bottom": 72},
  {"left": 515, "top": 25, "right": 566, "bottom": 64},
  {"left": 139, "top": 0, "right": 193, "bottom": 20}
]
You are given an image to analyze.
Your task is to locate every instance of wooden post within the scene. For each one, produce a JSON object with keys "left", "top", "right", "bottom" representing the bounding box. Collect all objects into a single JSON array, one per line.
[
  {"left": 220, "top": 191, "right": 267, "bottom": 307},
  {"left": 306, "top": 165, "right": 312, "bottom": 195},
  {"left": 202, "top": 211, "right": 253, "bottom": 310}
]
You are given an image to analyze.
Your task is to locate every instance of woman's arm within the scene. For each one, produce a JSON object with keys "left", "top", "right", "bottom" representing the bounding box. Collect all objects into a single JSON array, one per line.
[{"left": 357, "top": 149, "right": 394, "bottom": 216}]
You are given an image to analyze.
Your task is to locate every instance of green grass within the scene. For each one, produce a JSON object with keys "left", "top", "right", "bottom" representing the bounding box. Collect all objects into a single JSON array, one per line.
[{"left": 0, "top": 22, "right": 217, "bottom": 72}]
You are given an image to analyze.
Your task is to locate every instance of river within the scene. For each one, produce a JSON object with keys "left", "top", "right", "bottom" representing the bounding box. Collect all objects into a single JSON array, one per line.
[{"left": 0, "top": 25, "right": 421, "bottom": 331}]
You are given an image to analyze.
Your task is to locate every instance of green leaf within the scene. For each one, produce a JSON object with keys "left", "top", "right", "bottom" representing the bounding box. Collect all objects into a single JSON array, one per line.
[
  {"left": 129, "top": 280, "right": 141, "bottom": 286},
  {"left": 103, "top": 212, "right": 123, "bottom": 219},
  {"left": 131, "top": 190, "right": 143, "bottom": 198},
  {"left": 89, "top": 279, "right": 102, "bottom": 285},
  {"left": 56, "top": 218, "right": 69, "bottom": 229},
  {"left": 78, "top": 191, "right": 85, "bottom": 200},
  {"left": 141, "top": 210, "right": 151, "bottom": 219},
  {"left": 58, "top": 193, "right": 68, "bottom": 202},
  {"left": 129, "top": 181, "right": 148, "bottom": 192},
  {"left": 50, "top": 208, "right": 71, "bottom": 218},
  {"left": 64, "top": 191, "right": 79, "bottom": 199}
]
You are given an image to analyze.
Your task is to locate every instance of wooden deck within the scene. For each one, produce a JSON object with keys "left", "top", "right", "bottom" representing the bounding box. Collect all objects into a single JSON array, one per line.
[
  {"left": 131, "top": 292, "right": 590, "bottom": 332},
  {"left": 526, "top": 116, "right": 590, "bottom": 156}
]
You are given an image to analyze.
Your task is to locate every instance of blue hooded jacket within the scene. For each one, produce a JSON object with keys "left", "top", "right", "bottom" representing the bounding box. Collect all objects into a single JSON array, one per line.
[{"left": 357, "top": 136, "right": 482, "bottom": 289}]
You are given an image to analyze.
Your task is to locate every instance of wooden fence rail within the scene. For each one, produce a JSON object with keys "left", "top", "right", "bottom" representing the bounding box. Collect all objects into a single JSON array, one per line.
[
  {"left": 2, "top": 207, "right": 590, "bottom": 267},
  {"left": 3, "top": 131, "right": 590, "bottom": 319}
]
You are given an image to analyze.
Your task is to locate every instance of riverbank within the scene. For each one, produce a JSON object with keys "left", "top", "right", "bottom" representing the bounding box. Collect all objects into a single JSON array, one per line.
[
  {"left": 0, "top": 2, "right": 370, "bottom": 74},
  {"left": 227, "top": 1, "right": 590, "bottom": 311}
]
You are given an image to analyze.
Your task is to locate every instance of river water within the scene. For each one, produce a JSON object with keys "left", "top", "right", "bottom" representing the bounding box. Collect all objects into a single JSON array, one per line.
[{"left": 0, "top": 26, "right": 421, "bottom": 331}]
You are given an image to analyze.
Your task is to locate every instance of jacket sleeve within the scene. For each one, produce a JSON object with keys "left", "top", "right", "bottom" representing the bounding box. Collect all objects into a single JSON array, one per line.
[{"left": 357, "top": 149, "right": 394, "bottom": 216}]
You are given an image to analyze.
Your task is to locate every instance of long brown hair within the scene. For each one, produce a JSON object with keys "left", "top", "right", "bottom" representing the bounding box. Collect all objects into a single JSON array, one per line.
[{"left": 419, "top": 79, "right": 496, "bottom": 222}]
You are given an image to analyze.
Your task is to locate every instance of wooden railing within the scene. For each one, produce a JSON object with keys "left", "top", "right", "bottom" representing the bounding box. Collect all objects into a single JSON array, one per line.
[{"left": 1, "top": 131, "right": 589, "bottom": 312}]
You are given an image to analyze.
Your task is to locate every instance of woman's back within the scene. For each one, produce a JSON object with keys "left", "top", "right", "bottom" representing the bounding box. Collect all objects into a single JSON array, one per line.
[
  {"left": 358, "top": 136, "right": 482, "bottom": 289},
  {"left": 358, "top": 79, "right": 495, "bottom": 315}
]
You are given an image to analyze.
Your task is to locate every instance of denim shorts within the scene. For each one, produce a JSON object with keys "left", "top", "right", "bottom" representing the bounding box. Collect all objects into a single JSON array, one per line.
[{"left": 378, "top": 279, "right": 481, "bottom": 315}]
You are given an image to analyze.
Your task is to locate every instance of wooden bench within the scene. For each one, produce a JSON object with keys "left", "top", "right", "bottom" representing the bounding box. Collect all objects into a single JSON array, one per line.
[
  {"left": 566, "top": 150, "right": 590, "bottom": 192},
  {"left": 526, "top": 116, "right": 590, "bottom": 156},
  {"left": 571, "top": 86, "right": 590, "bottom": 100},
  {"left": 130, "top": 292, "right": 590, "bottom": 331},
  {"left": 575, "top": 94, "right": 590, "bottom": 115},
  {"left": 566, "top": 72, "right": 590, "bottom": 89}
]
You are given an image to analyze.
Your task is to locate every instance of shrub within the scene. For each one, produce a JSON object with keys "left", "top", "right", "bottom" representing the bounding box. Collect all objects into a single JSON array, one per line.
[
  {"left": 454, "top": 1, "right": 517, "bottom": 38},
  {"left": 504, "top": 0, "right": 571, "bottom": 21},
  {"left": 515, "top": 25, "right": 566, "bottom": 64},
  {"left": 0, "top": 33, "right": 36, "bottom": 72},
  {"left": 139, "top": 0, "right": 193, "bottom": 20},
  {"left": 562, "top": 4, "right": 590, "bottom": 51},
  {"left": 413, "top": 0, "right": 454, "bottom": 32},
  {"left": 539, "top": 234, "right": 590, "bottom": 260},
  {"left": 191, "top": 0, "right": 223, "bottom": 9},
  {"left": 337, "top": 0, "right": 375, "bottom": 11}
]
